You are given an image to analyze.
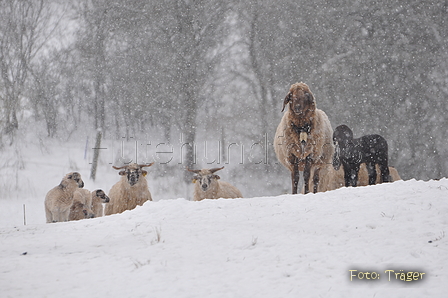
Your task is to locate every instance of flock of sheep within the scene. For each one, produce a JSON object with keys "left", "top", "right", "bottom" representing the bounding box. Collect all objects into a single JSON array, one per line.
[
  {"left": 44, "top": 82, "right": 400, "bottom": 223},
  {"left": 274, "top": 82, "right": 400, "bottom": 194},
  {"left": 44, "top": 163, "right": 243, "bottom": 223}
]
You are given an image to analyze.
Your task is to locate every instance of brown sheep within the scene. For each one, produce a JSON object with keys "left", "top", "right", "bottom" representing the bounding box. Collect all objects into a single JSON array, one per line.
[
  {"left": 105, "top": 163, "right": 154, "bottom": 215},
  {"left": 358, "top": 165, "right": 400, "bottom": 186},
  {"left": 306, "top": 164, "right": 401, "bottom": 193},
  {"left": 274, "top": 82, "right": 334, "bottom": 194},
  {"left": 44, "top": 172, "right": 84, "bottom": 223},
  {"left": 187, "top": 166, "right": 242, "bottom": 201}
]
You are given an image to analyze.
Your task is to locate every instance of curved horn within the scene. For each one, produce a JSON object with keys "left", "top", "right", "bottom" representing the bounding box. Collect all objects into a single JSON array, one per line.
[
  {"left": 112, "top": 165, "right": 127, "bottom": 170},
  {"left": 209, "top": 166, "right": 224, "bottom": 173},
  {"left": 138, "top": 162, "right": 154, "bottom": 168},
  {"left": 187, "top": 167, "right": 201, "bottom": 173}
]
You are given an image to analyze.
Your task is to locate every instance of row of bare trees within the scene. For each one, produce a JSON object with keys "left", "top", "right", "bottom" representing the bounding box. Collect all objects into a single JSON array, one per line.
[{"left": 1, "top": 0, "right": 447, "bottom": 183}]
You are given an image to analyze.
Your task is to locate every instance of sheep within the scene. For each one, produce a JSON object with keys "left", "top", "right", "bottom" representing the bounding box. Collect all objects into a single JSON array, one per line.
[
  {"left": 91, "top": 189, "right": 110, "bottom": 217},
  {"left": 105, "top": 163, "right": 154, "bottom": 215},
  {"left": 44, "top": 172, "right": 84, "bottom": 223},
  {"left": 358, "top": 164, "right": 400, "bottom": 186},
  {"left": 333, "top": 124, "right": 390, "bottom": 187},
  {"left": 69, "top": 188, "right": 95, "bottom": 221},
  {"left": 187, "top": 166, "right": 242, "bottom": 201},
  {"left": 274, "top": 82, "right": 334, "bottom": 194},
  {"left": 68, "top": 188, "right": 109, "bottom": 220},
  {"left": 388, "top": 166, "right": 401, "bottom": 182},
  {"left": 305, "top": 163, "right": 401, "bottom": 193}
]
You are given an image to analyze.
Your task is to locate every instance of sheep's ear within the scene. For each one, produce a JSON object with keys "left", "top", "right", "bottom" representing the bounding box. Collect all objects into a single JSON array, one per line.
[
  {"left": 305, "top": 92, "right": 314, "bottom": 103},
  {"left": 213, "top": 175, "right": 220, "bottom": 180},
  {"left": 142, "top": 170, "right": 147, "bottom": 177},
  {"left": 67, "top": 174, "right": 73, "bottom": 179},
  {"left": 192, "top": 174, "right": 199, "bottom": 183},
  {"left": 119, "top": 170, "right": 126, "bottom": 176},
  {"left": 281, "top": 93, "right": 291, "bottom": 112}
]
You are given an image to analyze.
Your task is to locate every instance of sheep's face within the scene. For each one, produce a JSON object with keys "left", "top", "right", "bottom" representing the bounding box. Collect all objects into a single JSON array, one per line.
[
  {"left": 332, "top": 126, "right": 351, "bottom": 170},
  {"left": 282, "top": 83, "right": 315, "bottom": 116},
  {"left": 193, "top": 171, "right": 220, "bottom": 192},
  {"left": 71, "top": 201, "right": 94, "bottom": 219},
  {"left": 119, "top": 166, "right": 147, "bottom": 186},
  {"left": 94, "top": 189, "right": 110, "bottom": 203},
  {"left": 84, "top": 207, "right": 95, "bottom": 219},
  {"left": 333, "top": 125, "right": 354, "bottom": 146},
  {"left": 66, "top": 172, "right": 84, "bottom": 188},
  {"left": 113, "top": 163, "right": 153, "bottom": 186}
]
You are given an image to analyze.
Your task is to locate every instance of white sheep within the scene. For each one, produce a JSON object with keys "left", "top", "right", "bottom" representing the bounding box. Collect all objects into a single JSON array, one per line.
[
  {"left": 187, "top": 166, "right": 243, "bottom": 201},
  {"left": 105, "top": 163, "right": 154, "bottom": 215},
  {"left": 69, "top": 189, "right": 110, "bottom": 220},
  {"left": 69, "top": 188, "right": 95, "bottom": 221},
  {"left": 274, "top": 82, "right": 334, "bottom": 194},
  {"left": 90, "top": 189, "right": 110, "bottom": 217},
  {"left": 44, "top": 172, "right": 85, "bottom": 223}
]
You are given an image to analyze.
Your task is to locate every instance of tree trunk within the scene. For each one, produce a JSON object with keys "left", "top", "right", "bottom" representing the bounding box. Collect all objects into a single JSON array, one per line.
[{"left": 90, "top": 130, "right": 102, "bottom": 181}]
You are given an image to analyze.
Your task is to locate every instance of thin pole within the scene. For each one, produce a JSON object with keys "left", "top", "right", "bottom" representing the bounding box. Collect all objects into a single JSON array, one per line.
[{"left": 23, "top": 204, "right": 26, "bottom": 226}]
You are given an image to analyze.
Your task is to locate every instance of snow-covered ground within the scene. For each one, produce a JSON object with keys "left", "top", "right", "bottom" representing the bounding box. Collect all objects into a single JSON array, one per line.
[{"left": 1, "top": 135, "right": 447, "bottom": 297}]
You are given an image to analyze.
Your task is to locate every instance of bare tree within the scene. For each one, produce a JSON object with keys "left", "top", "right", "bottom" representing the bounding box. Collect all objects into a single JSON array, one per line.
[
  {"left": 147, "top": 0, "right": 231, "bottom": 182},
  {"left": 74, "top": 0, "right": 110, "bottom": 133},
  {"left": 0, "top": 0, "right": 59, "bottom": 144},
  {"left": 29, "top": 55, "right": 60, "bottom": 138}
]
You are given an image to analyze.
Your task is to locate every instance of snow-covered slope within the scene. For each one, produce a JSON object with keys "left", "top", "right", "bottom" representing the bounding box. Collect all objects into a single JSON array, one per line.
[{"left": 1, "top": 178, "right": 447, "bottom": 297}]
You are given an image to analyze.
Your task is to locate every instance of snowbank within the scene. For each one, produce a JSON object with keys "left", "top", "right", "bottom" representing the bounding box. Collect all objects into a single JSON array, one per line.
[{"left": 1, "top": 178, "right": 447, "bottom": 297}]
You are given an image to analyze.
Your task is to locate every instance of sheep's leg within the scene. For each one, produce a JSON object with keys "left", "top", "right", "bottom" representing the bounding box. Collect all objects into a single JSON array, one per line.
[
  {"left": 351, "top": 165, "right": 360, "bottom": 187},
  {"left": 303, "top": 156, "right": 312, "bottom": 194},
  {"left": 60, "top": 208, "right": 70, "bottom": 222},
  {"left": 312, "top": 167, "right": 320, "bottom": 193},
  {"left": 343, "top": 163, "right": 351, "bottom": 187},
  {"left": 291, "top": 159, "right": 300, "bottom": 194},
  {"left": 379, "top": 163, "right": 390, "bottom": 183},
  {"left": 45, "top": 207, "right": 53, "bottom": 223},
  {"left": 366, "top": 162, "right": 376, "bottom": 185},
  {"left": 53, "top": 211, "right": 60, "bottom": 222}
]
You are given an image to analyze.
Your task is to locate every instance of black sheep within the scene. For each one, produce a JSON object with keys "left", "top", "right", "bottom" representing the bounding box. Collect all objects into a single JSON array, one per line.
[{"left": 332, "top": 125, "right": 390, "bottom": 187}]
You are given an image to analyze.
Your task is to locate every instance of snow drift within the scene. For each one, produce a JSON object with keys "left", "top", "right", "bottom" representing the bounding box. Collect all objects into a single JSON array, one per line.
[{"left": 1, "top": 178, "right": 447, "bottom": 297}]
